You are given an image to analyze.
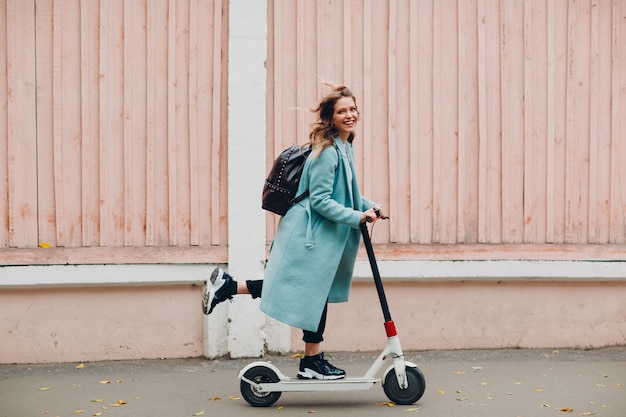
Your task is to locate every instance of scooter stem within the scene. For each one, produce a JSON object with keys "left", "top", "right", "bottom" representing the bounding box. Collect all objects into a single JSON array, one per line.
[{"left": 359, "top": 222, "right": 392, "bottom": 323}]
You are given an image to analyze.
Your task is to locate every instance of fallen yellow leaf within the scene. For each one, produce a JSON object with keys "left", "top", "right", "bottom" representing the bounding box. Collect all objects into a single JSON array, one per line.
[
  {"left": 75, "top": 410, "right": 85, "bottom": 414},
  {"left": 579, "top": 412, "right": 596, "bottom": 416},
  {"left": 535, "top": 389, "right": 544, "bottom": 392},
  {"left": 453, "top": 371, "right": 466, "bottom": 375},
  {"left": 192, "top": 411, "right": 205, "bottom": 416},
  {"left": 93, "top": 413, "right": 102, "bottom": 417},
  {"left": 277, "top": 405, "right": 285, "bottom": 410},
  {"left": 595, "top": 383, "right": 607, "bottom": 388},
  {"left": 37, "top": 387, "right": 52, "bottom": 391},
  {"left": 540, "top": 404, "right": 551, "bottom": 408},
  {"left": 405, "top": 407, "right": 420, "bottom": 412},
  {"left": 38, "top": 242, "right": 51, "bottom": 248},
  {"left": 89, "top": 399, "right": 104, "bottom": 403},
  {"left": 558, "top": 407, "right": 574, "bottom": 413},
  {"left": 99, "top": 380, "right": 111, "bottom": 384},
  {"left": 116, "top": 400, "right": 127, "bottom": 405},
  {"left": 76, "top": 363, "right": 85, "bottom": 369},
  {"left": 228, "top": 396, "right": 240, "bottom": 400},
  {"left": 291, "top": 352, "right": 305, "bottom": 358},
  {"left": 438, "top": 390, "right": 446, "bottom": 395},
  {"left": 208, "top": 397, "right": 222, "bottom": 401},
  {"left": 380, "top": 401, "right": 395, "bottom": 407}
]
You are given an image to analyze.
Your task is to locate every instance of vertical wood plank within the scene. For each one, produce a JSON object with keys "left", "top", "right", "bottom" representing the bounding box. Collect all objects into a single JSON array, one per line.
[
  {"left": 457, "top": 0, "right": 467, "bottom": 243},
  {"left": 210, "top": 0, "right": 223, "bottom": 246},
  {"left": 439, "top": 0, "right": 459, "bottom": 244},
  {"left": 564, "top": 0, "right": 591, "bottom": 243},
  {"left": 123, "top": 0, "right": 134, "bottom": 246},
  {"left": 522, "top": 0, "right": 533, "bottom": 243},
  {"left": 34, "top": 0, "right": 55, "bottom": 247},
  {"left": 272, "top": 0, "right": 283, "bottom": 190},
  {"left": 98, "top": 0, "right": 109, "bottom": 247},
  {"left": 0, "top": 0, "right": 8, "bottom": 246},
  {"left": 408, "top": 0, "right": 419, "bottom": 242},
  {"left": 500, "top": 0, "right": 524, "bottom": 243},
  {"left": 145, "top": 0, "right": 156, "bottom": 246},
  {"left": 6, "top": 0, "right": 38, "bottom": 248},
  {"left": 392, "top": 0, "right": 411, "bottom": 244},
  {"left": 550, "top": 0, "right": 569, "bottom": 243},
  {"left": 486, "top": 0, "right": 502, "bottom": 243},
  {"left": 343, "top": 1, "right": 351, "bottom": 88},
  {"left": 609, "top": 0, "right": 625, "bottom": 243},
  {"left": 193, "top": 0, "right": 212, "bottom": 246},
  {"left": 477, "top": 0, "right": 488, "bottom": 242},
  {"left": 458, "top": 0, "right": 479, "bottom": 243},
  {"left": 167, "top": 0, "right": 177, "bottom": 245},
  {"left": 188, "top": 0, "right": 199, "bottom": 246},
  {"left": 415, "top": 0, "right": 433, "bottom": 244},
  {"left": 80, "top": 0, "right": 94, "bottom": 246},
  {"left": 431, "top": 0, "right": 441, "bottom": 243},
  {"left": 52, "top": 0, "right": 65, "bottom": 247},
  {"left": 620, "top": 0, "right": 626, "bottom": 243},
  {"left": 545, "top": 0, "right": 556, "bottom": 243},
  {"left": 523, "top": 0, "right": 548, "bottom": 243},
  {"left": 587, "top": 0, "right": 612, "bottom": 243},
  {"left": 265, "top": 0, "right": 276, "bottom": 236},
  {"left": 362, "top": 0, "right": 373, "bottom": 198},
  {"left": 387, "top": 0, "right": 398, "bottom": 242},
  {"left": 587, "top": 0, "right": 599, "bottom": 243},
  {"left": 295, "top": 0, "right": 305, "bottom": 145}
]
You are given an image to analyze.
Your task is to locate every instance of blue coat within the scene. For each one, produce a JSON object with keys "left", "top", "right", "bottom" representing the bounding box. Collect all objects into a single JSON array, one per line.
[{"left": 260, "top": 137, "right": 375, "bottom": 332}]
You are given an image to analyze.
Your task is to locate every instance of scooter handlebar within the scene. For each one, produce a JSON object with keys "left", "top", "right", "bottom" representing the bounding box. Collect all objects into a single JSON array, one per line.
[{"left": 373, "top": 207, "right": 389, "bottom": 220}]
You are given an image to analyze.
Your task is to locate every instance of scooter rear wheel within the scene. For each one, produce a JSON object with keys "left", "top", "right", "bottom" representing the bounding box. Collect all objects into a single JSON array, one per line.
[
  {"left": 383, "top": 365, "right": 426, "bottom": 405},
  {"left": 240, "top": 366, "right": 282, "bottom": 407}
]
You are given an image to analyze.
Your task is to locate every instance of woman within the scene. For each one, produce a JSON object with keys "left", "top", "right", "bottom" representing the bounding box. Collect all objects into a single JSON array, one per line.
[{"left": 203, "top": 84, "right": 380, "bottom": 380}]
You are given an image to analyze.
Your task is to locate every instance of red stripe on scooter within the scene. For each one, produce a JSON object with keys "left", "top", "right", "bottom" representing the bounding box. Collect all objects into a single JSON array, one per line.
[{"left": 384, "top": 321, "right": 397, "bottom": 337}]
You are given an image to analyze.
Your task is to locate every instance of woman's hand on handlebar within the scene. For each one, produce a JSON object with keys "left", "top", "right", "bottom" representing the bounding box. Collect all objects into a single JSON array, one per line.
[{"left": 360, "top": 206, "right": 387, "bottom": 223}]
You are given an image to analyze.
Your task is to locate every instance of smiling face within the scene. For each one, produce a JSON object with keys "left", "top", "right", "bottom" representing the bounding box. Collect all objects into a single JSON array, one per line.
[{"left": 332, "top": 96, "right": 359, "bottom": 142}]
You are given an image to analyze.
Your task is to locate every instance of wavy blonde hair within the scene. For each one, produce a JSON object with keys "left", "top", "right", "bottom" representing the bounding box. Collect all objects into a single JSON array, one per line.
[{"left": 307, "top": 83, "right": 358, "bottom": 156}]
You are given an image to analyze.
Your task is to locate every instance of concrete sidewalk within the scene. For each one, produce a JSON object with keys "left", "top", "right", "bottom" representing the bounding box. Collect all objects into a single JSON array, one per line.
[{"left": 1, "top": 348, "right": 624, "bottom": 417}]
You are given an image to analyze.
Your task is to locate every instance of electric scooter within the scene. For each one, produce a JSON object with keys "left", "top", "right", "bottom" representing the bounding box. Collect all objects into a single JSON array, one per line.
[{"left": 238, "top": 213, "right": 426, "bottom": 407}]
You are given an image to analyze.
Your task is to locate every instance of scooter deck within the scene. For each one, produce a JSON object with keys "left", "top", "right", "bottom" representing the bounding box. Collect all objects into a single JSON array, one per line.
[{"left": 248, "top": 376, "right": 381, "bottom": 393}]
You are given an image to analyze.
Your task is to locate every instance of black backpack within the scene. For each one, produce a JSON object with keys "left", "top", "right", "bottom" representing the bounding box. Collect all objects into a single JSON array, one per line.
[{"left": 262, "top": 144, "right": 312, "bottom": 215}]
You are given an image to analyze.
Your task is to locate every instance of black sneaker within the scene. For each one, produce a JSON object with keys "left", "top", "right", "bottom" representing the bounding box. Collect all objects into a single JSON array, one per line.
[
  {"left": 202, "top": 268, "right": 236, "bottom": 315},
  {"left": 297, "top": 353, "right": 346, "bottom": 380}
]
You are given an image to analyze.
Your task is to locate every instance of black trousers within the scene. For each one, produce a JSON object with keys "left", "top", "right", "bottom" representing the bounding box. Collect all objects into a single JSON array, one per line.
[{"left": 246, "top": 280, "right": 327, "bottom": 344}]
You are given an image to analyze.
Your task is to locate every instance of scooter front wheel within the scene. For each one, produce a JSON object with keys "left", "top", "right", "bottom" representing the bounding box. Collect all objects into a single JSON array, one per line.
[
  {"left": 383, "top": 365, "right": 426, "bottom": 405},
  {"left": 240, "top": 365, "right": 282, "bottom": 407}
]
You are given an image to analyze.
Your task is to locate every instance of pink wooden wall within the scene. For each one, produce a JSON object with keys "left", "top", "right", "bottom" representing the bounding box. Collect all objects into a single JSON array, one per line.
[
  {"left": 1, "top": 0, "right": 228, "bottom": 264},
  {"left": 266, "top": 0, "right": 626, "bottom": 258},
  {"left": 2, "top": 0, "right": 626, "bottom": 265}
]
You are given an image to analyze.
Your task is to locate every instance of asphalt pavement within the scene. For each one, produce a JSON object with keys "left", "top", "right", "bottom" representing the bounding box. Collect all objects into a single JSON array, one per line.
[{"left": 1, "top": 348, "right": 625, "bottom": 417}]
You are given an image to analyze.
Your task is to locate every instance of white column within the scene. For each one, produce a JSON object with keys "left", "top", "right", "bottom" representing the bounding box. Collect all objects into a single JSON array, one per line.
[{"left": 205, "top": 0, "right": 290, "bottom": 359}]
